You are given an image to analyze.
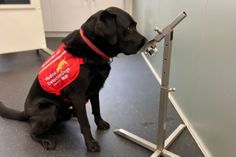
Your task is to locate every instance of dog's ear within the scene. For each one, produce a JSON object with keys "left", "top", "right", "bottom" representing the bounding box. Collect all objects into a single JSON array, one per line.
[{"left": 95, "top": 10, "right": 117, "bottom": 45}]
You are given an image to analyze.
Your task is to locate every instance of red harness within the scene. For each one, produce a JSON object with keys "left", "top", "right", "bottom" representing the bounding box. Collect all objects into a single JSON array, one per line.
[
  {"left": 38, "top": 28, "right": 110, "bottom": 96},
  {"left": 38, "top": 44, "right": 84, "bottom": 95}
]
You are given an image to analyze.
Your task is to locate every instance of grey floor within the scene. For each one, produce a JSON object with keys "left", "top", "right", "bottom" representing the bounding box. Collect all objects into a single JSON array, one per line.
[{"left": 0, "top": 38, "right": 204, "bottom": 157}]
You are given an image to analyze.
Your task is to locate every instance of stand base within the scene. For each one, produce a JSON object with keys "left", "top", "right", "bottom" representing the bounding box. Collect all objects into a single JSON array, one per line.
[
  {"left": 41, "top": 48, "right": 53, "bottom": 55},
  {"left": 114, "top": 124, "right": 185, "bottom": 157}
]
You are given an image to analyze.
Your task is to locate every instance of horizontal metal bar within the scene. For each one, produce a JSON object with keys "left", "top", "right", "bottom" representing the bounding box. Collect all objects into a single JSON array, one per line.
[
  {"left": 114, "top": 129, "right": 157, "bottom": 152},
  {"left": 165, "top": 124, "right": 186, "bottom": 148},
  {"left": 41, "top": 48, "right": 53, "bottom": 55},
  {"left": 150, "top": 149, "right": 162, "bottom": 157},
  {"left": 162, "top": 149, "right": 181, "bottom": 157},
  {"left": 168, "top": 11, "right": 187, "bottom": 30},
  {"left": 153, "top": 32, "right": 166, "bottom": 42},
  {"left": 154, "top": 11, "right": 187, "bottom": 42}
]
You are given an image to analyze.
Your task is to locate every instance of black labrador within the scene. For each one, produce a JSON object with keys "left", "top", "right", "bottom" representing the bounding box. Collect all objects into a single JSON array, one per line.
[{"left": 0, "top": 7, "right": 146, "bottom": 152}]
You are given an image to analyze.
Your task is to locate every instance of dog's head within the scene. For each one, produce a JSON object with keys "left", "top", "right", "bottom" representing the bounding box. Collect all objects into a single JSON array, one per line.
[{"left": 63, "top": 7, "right": 147, "bottom": 59}]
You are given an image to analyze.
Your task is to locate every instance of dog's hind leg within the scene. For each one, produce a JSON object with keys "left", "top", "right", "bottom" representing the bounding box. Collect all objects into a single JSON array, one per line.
[{"left": 29, "top": 105, "right": 57, "bottom": 150}]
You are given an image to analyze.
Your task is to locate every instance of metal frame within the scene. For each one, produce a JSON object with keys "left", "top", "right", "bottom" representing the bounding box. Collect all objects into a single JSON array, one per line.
[
  {"left": 41, "top": 48, "right": 54, "bottom": 55},
  {"left": 114, "top": 11, "right": 187, "bottom": 157},
  {"left": 35, "top": 48, "right": 53, "bottom": 57}
]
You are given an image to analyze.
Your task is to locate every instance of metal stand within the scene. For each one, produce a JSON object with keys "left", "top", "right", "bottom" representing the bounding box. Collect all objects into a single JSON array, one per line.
[
  {"left": 36, "top": 48, "right": 53, "bottom": 56},
  {"left": 114, "top": 11, "right": 187, "bottom": 157},
  {"left": 41, "top": 48, "right": 54, "bottom": 55},
  {"left": 35, "top": 48, "right": 54, "bottom": 56}
]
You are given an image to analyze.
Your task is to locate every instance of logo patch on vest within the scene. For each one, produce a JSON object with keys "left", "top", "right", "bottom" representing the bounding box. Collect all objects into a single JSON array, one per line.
[{"left": 38, "top": 44, "right": 84, "bottom": 95}]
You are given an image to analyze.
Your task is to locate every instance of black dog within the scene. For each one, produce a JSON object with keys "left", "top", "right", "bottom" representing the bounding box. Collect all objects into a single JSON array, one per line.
[{"left": 0, "top": 7, "right": 146, "bottom": 152}]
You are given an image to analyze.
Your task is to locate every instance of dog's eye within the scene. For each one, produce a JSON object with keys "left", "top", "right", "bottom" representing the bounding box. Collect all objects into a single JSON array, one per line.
[
  {"left": 127, "top": 26, "right": 134, "bottom": 32},
  {"left": 127, "top": 23, "right": 137, "bottom": 33},
  {"left": 127, "top": 26, "right": 132, "bottom": 31}
]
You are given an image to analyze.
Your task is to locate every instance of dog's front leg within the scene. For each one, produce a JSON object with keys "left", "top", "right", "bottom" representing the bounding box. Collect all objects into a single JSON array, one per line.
[
  {"left": 69, "top": 94, "right": 100, "bottom": 152},
  {"left": 90, "top": 93, "right": 110, "bottom": 130}
]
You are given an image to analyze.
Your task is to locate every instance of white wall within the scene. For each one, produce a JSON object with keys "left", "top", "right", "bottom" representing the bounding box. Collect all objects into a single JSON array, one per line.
[
  {"left": 133, "top": 0, "right": 236, "bottom": 157},
  {"left": 0, "top": 0, "right": 46, "bottom": 54},
  {"left": 41, "top": 0, "right": 131, "bottom": 37}
]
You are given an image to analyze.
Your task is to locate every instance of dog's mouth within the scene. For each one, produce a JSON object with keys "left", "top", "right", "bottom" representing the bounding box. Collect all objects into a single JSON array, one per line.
[
  {"left": 139, "top": 38, "right": 148, "bottom": 49},
  {"left": 123, "top": 38, "right": 147, "bottom": 55}
]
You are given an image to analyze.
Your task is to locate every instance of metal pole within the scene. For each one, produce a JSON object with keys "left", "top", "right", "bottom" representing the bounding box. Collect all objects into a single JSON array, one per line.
[{"left": 156, "top": 31, "right": 173, "bottom": 150}]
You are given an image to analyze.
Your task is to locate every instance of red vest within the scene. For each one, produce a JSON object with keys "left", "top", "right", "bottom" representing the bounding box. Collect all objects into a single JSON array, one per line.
[{"left": 38, "top": 44, "right": 84, "bottom": 95}]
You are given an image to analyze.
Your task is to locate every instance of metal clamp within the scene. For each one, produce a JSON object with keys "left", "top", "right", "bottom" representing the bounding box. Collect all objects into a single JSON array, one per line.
[
  {"left": 161, "top": 86, "right": 176, "bottom": 92},
  {"left": 168, "top": 88, "right": 176, "bottom": 92},
  {"left": 154, "top": 27, "right": 162, "bottom": 34}
]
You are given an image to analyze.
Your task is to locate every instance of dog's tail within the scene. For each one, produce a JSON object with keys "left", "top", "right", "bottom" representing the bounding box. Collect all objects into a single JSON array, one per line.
[{"left": 0, "top": 101, "right": 28, "bottom": 121}]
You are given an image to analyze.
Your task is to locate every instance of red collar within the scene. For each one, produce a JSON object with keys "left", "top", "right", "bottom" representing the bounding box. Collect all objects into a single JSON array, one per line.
[{"left": 80, "top": 28, "right": 110, "bottom": 60}]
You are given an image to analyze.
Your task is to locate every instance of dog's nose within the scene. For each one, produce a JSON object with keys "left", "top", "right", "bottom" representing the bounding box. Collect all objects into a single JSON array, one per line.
[
  {"left": 143, "top": 38, "right": 148, "bottom": 44},
  {"left": 141, "top": 38, "right": 148, "bottom": 46}
]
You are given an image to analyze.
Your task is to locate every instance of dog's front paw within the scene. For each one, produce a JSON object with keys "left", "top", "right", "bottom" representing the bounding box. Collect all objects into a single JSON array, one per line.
[
  {"left": 95, "top": 119, "right": 110, "bottom": 130},
  {"left": 86, "top": 139, "right": 100, "bottom": 152}
]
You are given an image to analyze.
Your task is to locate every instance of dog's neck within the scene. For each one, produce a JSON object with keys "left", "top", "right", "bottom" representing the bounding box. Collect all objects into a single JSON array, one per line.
[
  {"left": 79, "top": 28, "right": 110, "bottom": 61},
  {"left": 63, "top": 25, "right": 119, "bottom": 64},
  {"left": 81, "top": 22, "right": 120, "bottom": 57}
]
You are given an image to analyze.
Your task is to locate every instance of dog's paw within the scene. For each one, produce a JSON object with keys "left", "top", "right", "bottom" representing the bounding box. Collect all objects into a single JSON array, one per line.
[
  {"left": 86, "top": 139, "right": 100, "bottom": 152},
  {"left": 96, "top": 119, "right": 110, "bottom": 130},
  {"left": 42, "top": 139, "right": 56, "bottom": 151}
]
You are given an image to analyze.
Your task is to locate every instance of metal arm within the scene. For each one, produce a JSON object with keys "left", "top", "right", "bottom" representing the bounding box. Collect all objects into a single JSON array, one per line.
[
  {"left": 140, "top": 11, "right": 187, "bottom": 56},
  {"left": 154, "top": 11, "right": 187, "bottom": 42}
]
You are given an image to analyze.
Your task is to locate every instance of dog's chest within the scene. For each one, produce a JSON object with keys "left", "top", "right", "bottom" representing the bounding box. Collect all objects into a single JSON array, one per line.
[{"left": 86, "top": 64, "right": 111, "bottom": 96}]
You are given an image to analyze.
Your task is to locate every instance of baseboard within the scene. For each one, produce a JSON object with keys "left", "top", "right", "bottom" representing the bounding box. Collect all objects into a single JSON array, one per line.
[
  {"left": 141, "top": 53, "right": 212, "bottom": 157},
  {"left": 45, "top": 31, "right": 71, "bottom": 37}
]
